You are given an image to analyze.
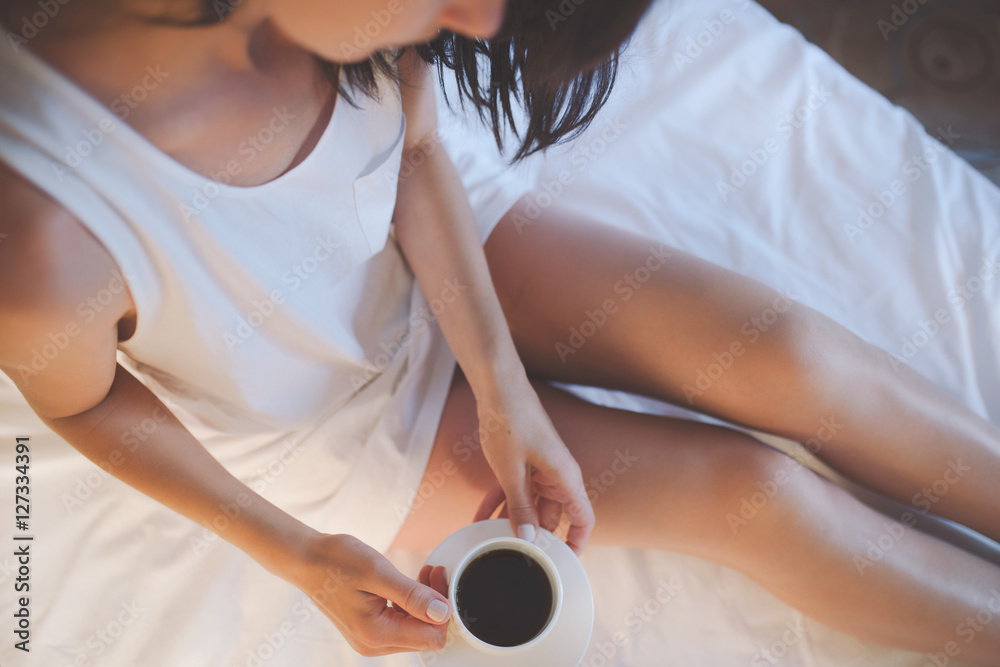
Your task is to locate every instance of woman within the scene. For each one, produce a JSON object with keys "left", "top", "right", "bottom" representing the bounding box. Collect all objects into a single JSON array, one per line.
[{"left": 0, "top": 0, "right": 999, "bottom": 663}]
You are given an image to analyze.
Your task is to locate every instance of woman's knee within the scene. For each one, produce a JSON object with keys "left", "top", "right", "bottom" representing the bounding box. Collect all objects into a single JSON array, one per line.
[
  {"left": 691, "top": 301, "right": 874, "bottom": 443},
  {"left": 753, "top": 300, "right": 878, "bottom": 393},
  {"left": 569, "top": 413, "right": 819, "bottom": 555},
  {"left": 687, "top": 440, "right": 826, "bottom": 561}
]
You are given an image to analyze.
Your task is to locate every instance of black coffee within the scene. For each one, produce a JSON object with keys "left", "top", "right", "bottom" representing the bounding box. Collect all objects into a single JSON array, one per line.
[{"left": 455, "top": 549, "right": 554, "bottom": 647}]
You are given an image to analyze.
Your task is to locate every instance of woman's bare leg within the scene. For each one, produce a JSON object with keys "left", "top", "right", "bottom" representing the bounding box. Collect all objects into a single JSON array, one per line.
[
  {"left": 482, "top": 205, "right": 1000, "bottom": 543},
  {"left": 394, "top": 370, "right": 1000, "bottom": 664}
]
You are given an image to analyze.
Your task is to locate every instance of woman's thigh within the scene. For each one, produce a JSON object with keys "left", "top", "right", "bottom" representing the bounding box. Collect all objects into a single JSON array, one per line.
[
  {"left": 392, "top": 365, "right": 799, "bottom": 564},
  {"left": 394, "top": 367, "right": 1000, "bottom": 661},
  {"left": 479, "top": 202, "right": 864, "bottom": 439},
  {"left": 479, "top": 203, "right": 1000, "bottom": 540}
]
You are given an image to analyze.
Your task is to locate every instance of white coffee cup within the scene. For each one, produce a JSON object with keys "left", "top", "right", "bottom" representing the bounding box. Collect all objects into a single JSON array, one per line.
[{"left": 448, "top": 536, "right": 564, "bottom": 655}]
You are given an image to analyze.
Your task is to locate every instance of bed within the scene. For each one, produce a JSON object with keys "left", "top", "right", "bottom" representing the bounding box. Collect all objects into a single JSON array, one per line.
[{"left": 2, "top": 0, "right": 999, "bottom": 665}]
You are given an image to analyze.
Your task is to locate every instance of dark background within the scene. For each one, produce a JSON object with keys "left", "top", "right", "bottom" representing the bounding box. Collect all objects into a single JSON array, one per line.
[{"left": 756, "top": 0, "right": 1000, "bottom": 185}]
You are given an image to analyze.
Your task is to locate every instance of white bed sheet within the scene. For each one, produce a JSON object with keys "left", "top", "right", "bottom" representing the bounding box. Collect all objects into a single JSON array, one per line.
[{"left": 3, "top": 0, "right": 1000, "bottom": 665}]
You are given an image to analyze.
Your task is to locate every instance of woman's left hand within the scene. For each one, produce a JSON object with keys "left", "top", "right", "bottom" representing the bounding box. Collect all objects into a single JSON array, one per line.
[{"left": 471, "top": 378, "right": 595, "bottom": 554}]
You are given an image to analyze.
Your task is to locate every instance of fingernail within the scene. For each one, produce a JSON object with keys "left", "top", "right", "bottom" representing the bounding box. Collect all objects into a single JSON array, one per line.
[
  {"left": 427, "top": 599, "right": 450, "bottom": 623},
  {"left": 517, "top": 524, "right": 536, "bottom": 543}
]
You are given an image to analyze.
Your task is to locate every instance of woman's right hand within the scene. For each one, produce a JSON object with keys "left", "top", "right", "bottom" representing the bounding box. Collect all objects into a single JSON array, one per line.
[{"left": 286, "top": 533, "right": 451, "bottom": 657}]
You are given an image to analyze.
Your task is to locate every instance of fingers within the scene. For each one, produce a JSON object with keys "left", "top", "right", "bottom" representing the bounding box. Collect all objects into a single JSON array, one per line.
[
  {"left": 367, "top": 559, "right": 451, "bottom": 626},
  {"left": 366, "top": 605, "right": 448, "bottom": 656},
  {"left": 303, "top": 534, "right": 454, "bottom": 658},
  {"left": 529, "top": 456, "right": 595, "bottom": 554},
  {"left": 429, "top": 565, "right": 448, "bottom": 595},
  {"left": 536, "top": 495, "right": 563, "bottom": 534},
  {"left": 348, "top": 565, "right": 450, "bottom": 656},
  {"left": 476, "top": 464, "right": 595, "bottom": 553},
  {"left": 553, "top": 459, "right": 596, "bottom": 554},
  {"left": 474, "top": 482, "right": 506, "bottom": 522},
  {"left": 563, "top": 495, "right": 595, "bottom": 555},
  {"left": 332, "top": 587, "right": 448, "bottom": 657},
  {"left": 419, "top": 564, "right": 449, "bottom": 597},
  {"left": 499, "top": 463, "right": 541, "bottom": 542}
]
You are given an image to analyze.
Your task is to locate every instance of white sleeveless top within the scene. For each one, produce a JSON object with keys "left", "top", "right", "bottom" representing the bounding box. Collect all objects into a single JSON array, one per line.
[{"left": 0, "top": 40, "right": 518, "bottom": 550}]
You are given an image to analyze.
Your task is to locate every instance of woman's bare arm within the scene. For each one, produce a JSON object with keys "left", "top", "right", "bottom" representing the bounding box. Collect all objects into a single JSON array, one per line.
[
  {"left": 391, "top": 50, "right": 595, "bottom": 551},
  {"left": 0, "top": 171, "right": 451, "bottom": 655},
  {"left": 0, "top": 170, "right": 317, "bottom": 577}
]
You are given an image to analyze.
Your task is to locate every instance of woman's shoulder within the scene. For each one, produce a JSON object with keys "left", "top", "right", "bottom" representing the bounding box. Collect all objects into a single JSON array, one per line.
[
  {"left": 0, "top": 162, "right": 132, "bottom": 357},
  {"left": 0, "top": 164, "right": 122, "bottom": 313},
  {"left": 0, "top": 163, "right": 132, "bottom": 416}
]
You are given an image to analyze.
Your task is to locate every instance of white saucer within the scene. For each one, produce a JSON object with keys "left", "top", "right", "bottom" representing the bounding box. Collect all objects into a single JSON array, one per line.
[{"left": 418, "top": 520, "right": 594, "bottom": 667}]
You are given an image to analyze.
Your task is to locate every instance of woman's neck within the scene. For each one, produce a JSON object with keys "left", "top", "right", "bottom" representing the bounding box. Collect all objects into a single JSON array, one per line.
[
  {"left": 1, "top": 1, "right": 338, "bottom": 187},
  {"left": 4, "top": 1, "right": 263, "bottom": 99}
]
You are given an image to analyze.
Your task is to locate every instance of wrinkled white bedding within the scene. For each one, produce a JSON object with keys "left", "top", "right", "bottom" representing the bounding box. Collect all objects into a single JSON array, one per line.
[{"left": 2, "top": 0, "right": 999, "bottom": 665}]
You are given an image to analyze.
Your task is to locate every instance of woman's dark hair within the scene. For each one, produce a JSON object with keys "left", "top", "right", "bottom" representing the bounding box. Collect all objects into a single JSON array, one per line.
[
  {"left": 165, "top": 0, "right": 654, "bottom": 161},
  {"left": 417, "top": 0, "right": 654, "bottom": 160}
]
